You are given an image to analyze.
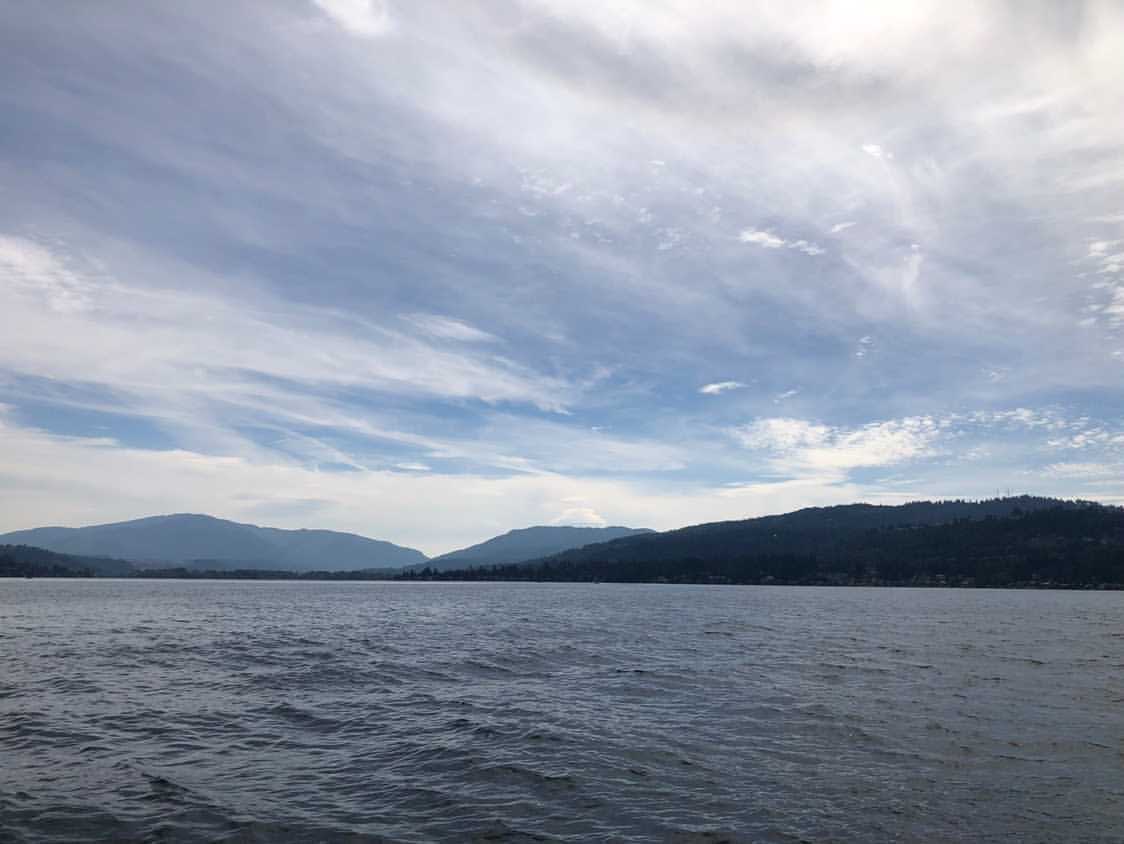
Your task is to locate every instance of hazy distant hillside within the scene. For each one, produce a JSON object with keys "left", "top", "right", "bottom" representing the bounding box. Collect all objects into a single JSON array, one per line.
[
  {"left": 0, "top": 514, "right": 427, "bottom": 571},
  {"left": 426, "top": 525, "right": 654, "bottom": 570}
]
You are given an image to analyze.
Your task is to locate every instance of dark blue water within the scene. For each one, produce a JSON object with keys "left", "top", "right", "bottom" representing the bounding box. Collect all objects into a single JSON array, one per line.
[{"left": 1, "top": 581, "right": 1121, "bottom": 842}]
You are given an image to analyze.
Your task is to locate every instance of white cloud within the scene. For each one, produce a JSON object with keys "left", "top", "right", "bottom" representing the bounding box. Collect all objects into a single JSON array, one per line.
[
  {"left": 1107, "top": 286, "right": 1124, "bottom": 322},
  {"left": 312, "top": 0, "right": 393, "bottom": 38},
  {"left": 550, "top": 505, "right": 607, "bottom": 527},
  {"left": 1086, "top": 241, "right": 1124, "bottom": 286},
  {"left": 699, "top": 380, "right": 745, "bottom": 395},
  {"left": 1047, "top": 428, "right": 1124, "bottom": 450},
  {"left": 738, "top": 229, "right": 785, "bottom": 248},
  {"left": 966, "top": 408, "right": 1061, "bottom": 428},
  {"left": 739, "top": 228, "right": 825, "bottom": 256},
  {"left": 401, "top": 313, "right": 498, "bottom": 343},
  {"left": 789, "top": 239, "right": 826, "bottom": 256},
  {"left": 732, "top": 415, "right": 941, "bottom": 477},
  {"left": 734, "top": 417, "right": 829, "bottom": 451},
  {"left": 830, "top": 221, "right": 857, "bottom": 233},
  {"left": 0, "top": 235, "right": 94, "bottom": 313},
  {"left": 972, "top": 408, "right": 1124, "bottom": 452},
  {"left": 861, "top": 144, "right": 885, "bottom": 158},
  {"left": 0, "top": 236, "right": 574, "bottom": 415}
]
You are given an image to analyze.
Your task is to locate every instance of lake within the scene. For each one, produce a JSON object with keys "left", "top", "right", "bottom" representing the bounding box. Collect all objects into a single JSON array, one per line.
[{"left": 1, "top": 581, "right": 1121, "bottom": 842}]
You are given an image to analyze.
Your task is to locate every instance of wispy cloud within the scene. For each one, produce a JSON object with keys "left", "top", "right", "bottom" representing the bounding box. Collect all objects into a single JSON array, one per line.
[
  {"left": 3, "top": 1, "right": 1124, "bottom": 542},
  {"left": 739, "top": 229, "right": 825, "bottom": 256},
  {"left": 401, "top": 313, "right": 499, "bottom": 343},
  {"left": 738, "top": 229, "right": 785, "bottom": 249},
  {"left": 699, "top": 381, "right": 746, "bottom": 395},
  {"left": 0, "top": 236, "right": 574, "bottom": 414},
  {"left": 1042, "top": 461, "right": 1121, "bottom": 479}
]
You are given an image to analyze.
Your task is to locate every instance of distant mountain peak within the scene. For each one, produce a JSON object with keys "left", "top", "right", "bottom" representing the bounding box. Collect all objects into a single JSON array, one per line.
[
  {"left": 0, "top": 514, "right": 427, "bottom": 572},
  {"left": 426, "top": 524, "right": 654, "bottom": 570}
]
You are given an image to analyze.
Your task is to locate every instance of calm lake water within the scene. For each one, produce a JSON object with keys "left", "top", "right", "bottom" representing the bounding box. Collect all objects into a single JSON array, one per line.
[{"left": 1, "top": 581, "right": 1121, "bottom": 843}]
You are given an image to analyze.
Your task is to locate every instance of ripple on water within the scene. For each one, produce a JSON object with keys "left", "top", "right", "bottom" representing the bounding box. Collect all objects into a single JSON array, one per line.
[{"left": 1, "top": 582, "right": 1123, "bottom": 842}]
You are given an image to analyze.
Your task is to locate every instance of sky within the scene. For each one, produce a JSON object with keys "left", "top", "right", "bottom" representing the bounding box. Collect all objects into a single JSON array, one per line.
[{"left": 2, "top": 1, "right": 1124, "bottom": 555}]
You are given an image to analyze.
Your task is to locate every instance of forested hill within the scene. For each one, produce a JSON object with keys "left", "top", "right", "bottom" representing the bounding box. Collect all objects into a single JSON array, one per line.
[
  {"left": 399, "top": 498, "right": 1124, "bottom": 587},
  {"left": 427, "top": 525, "right": 654, "bottom": 570},
  {"left": 504, "top": 496, "right": 1083, "bottom": 566},
  {"left": 0, "top": 545, "right": 134, "bottom": 578}
]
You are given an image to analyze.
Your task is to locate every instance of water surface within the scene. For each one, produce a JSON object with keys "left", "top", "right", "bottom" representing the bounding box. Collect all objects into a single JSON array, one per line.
[{"left": 1, "top": 581, "right": 1121, "bottom": 842}]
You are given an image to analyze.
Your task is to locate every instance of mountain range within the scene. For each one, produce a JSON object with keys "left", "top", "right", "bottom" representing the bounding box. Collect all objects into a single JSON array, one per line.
[
  {"left": 5, "top": 497, "right": 1123, "bottom": 587},
  {"left": 0, "top": 515, "right": 652, "bottom": 573}
]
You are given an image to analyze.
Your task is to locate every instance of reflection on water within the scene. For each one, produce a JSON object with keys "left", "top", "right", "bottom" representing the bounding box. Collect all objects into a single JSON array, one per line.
[{"left": 1, "top": 581, "right": 1122, "bottom": 842}]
